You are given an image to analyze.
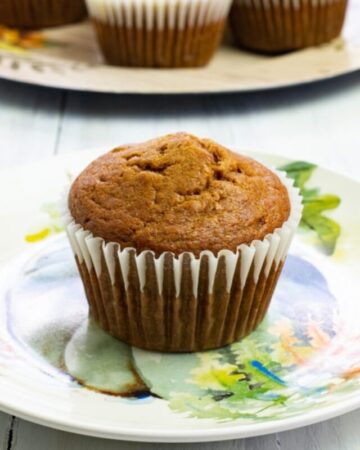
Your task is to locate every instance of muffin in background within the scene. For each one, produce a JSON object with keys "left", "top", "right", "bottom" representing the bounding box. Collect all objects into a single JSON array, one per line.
[
  {"left": 62, "top": 133, "right": 302, "bottom": 353},
  {"left": 0, "top": 0, "right": 87, "bottom": 29},
  {"left": 230, "top": 0, "right": 348, "bottom": 54},
  {"left": 85, "top": 0, "right": 232, "bottom": 67}
]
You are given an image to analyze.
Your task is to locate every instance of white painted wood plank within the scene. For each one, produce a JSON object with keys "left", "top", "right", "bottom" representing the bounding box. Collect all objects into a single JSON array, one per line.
[
  {"left": 0, "top": 80, "right": 64, "bottom": 169},
  {"left": 277, "top": 410, "right": 360, "bottom": 450},
  {"left": 211, "top": 74, "right": 360, "bottom": 180},
  {"left": 0, "top": 413, "right": 15, "bottom": 450},
  {"left": 55, "top": 74, "right": 360, "bottom": 180},
  {"left": 14, "top": 418, "right": 282, "bottom": 450},
  {"left": 53, "top": 94, "right": 235, "bottom": 154},
  {"left": 12, "top": 411, "right": 360, "bottom": 450}
]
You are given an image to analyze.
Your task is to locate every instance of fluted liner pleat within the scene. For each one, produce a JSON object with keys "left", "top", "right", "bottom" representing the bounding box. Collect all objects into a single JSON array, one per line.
[{"left": 229, "top": 0, "right": 348, "bottom": 53}]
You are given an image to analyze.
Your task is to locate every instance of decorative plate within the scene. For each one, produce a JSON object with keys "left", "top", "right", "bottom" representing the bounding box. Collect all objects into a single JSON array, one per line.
[
  {"left": 0, "top": 149, "right": 359, "bottom": 443},
  {"left": 0, "top": 1, "right": 359, "bottom": 94}
]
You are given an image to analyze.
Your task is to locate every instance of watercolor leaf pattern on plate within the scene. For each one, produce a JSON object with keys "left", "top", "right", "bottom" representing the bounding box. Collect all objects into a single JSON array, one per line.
[{"left": 279, "top": 161, "right": 341, "bottom": 254}]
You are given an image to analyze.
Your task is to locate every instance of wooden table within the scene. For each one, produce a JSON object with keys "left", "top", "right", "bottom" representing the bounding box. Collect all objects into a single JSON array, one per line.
[{"left": 1, "top": 73, "right": 360, "bottom": 449}]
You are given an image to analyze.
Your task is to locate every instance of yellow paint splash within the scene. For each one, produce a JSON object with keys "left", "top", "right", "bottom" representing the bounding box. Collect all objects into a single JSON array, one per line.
[{"left": 25, "top": 228, "right": 51, "bottom": 243}]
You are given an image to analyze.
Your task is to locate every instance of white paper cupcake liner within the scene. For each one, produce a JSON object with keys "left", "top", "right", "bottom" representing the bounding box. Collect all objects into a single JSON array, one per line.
[
  {"left": 86, "top": 0, "right": 232, "bottom": 29},
  {"left": 86, "top": 0, "right": 233, "bottom": 66},
  {"left": 61, "top": 169, "right": 303, "bottom": 352}
]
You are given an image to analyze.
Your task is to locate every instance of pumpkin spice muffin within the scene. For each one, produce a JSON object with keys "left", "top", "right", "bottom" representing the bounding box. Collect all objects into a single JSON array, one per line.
[
  {"left": 85, "top": 0, "right": 232, "bottom": 67},
  {"left": 0, "top": 0, "right": 87, "bottom": 29},
  {"left": 63, "top": 133, "right": 302, "bottom": 352},
  {"left": 69, "top": 134, "right": 291, "bottom": 255},
  {"left": 230, "top": 0, "right": 348, "bottom": 54}
]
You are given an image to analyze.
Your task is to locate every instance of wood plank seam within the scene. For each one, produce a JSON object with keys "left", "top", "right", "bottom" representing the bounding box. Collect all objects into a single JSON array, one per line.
[
  {"left": 5, "top": 417, "right": 17, "bottom": 450},
  {"left": 54, "top": 91, "right": 68, "bottom": 155},
  {"left": 275, "top": 434, "right": 282, "bottom": 449}
]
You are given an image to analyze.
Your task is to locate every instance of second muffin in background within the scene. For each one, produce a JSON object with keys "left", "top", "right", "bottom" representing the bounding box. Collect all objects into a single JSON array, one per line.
[
  {"left": 63, "top": 133, "right": 302, "bottom": 352},
  {"left": 230, "top": 0, "right": 348, "bottom": 54},
  {"left": 0, "top": 0, "right": 87, "bottom": 29},
  {"left": 85, "top": 0, "right": 232, "bottom": 67}
]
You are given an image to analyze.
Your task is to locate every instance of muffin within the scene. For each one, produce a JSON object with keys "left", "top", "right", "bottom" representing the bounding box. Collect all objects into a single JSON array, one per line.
[
  {"left": 0, "top": 0, "right": 87, "bottom": 29},
  {"left": 85, "top": 0, "right": 233, "bottom": 67},
  {"left": 229, "top": 0, "right": 348, "bottom": 54},
  {"left": 62, "top": 133, "right": 302, "bottom": 352}
]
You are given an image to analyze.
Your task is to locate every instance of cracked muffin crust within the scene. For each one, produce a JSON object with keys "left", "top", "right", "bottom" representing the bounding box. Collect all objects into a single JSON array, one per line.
[{"left": 69, "top": 133, "right": 290, "bottom": 256}]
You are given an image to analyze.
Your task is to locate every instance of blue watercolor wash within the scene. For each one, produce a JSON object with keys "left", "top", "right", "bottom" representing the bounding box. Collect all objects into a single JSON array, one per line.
[{"left": 271, "top": 255, "right": 338, "bottom": 339}]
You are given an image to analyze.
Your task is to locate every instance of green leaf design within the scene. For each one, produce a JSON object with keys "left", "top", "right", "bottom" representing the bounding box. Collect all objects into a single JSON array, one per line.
[
  {"left": 302, "top": 194, "right": 341, "bottom": 216},
  {"left": 302, "top": 215, "right": 341, "bottom": 255},
  {"left": 279, "top": 161, "right": 317, "bottom": 190},
  {"left": 301, "top": 187, "right": 320, "bottom": 199},
  {"left": 278, "top": 161, "right": 342, "bottom": 255}
]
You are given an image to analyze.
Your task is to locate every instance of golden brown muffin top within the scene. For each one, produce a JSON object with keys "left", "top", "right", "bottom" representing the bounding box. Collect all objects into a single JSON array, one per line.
[{"left": 69, "top": 133, "right": 290, "bottom": 256}]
